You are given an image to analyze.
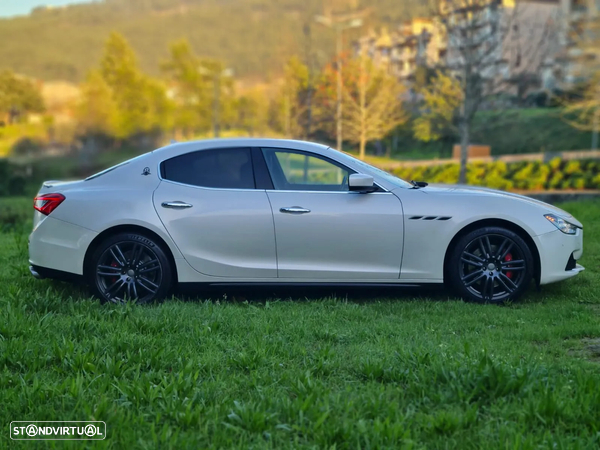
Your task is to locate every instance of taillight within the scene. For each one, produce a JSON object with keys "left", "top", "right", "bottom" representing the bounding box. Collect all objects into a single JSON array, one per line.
[{"left": 34, "top": 193, "right": 65, "bottom": 216}]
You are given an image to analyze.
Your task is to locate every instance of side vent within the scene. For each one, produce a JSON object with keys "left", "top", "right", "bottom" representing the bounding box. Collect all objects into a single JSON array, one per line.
[{"left": 409, "top": 216, "right": 453, "bottom": 221}]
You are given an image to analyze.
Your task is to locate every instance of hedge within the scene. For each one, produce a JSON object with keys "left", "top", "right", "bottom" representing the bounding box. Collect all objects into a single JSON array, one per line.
[
  {"left": 391, "top": 158, "right": 600, "bottom": 191},
  {"left": 2, "top": 157, "right": 600, "bottom": 198}
]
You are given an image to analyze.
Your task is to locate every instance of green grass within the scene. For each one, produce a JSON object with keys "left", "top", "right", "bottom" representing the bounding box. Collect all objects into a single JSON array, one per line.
[{"left": 1, "top": 199, "right": 600, "bottom": 448}]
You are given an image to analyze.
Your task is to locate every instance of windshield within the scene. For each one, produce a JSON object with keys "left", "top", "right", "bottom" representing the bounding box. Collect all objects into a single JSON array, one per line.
[{"left": 334, "top": 150, "right": 413, "bottom": 189}]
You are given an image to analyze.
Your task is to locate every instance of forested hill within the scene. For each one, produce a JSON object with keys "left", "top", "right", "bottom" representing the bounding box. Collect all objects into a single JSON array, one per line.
[{"left": 0, "top": 0, "right": 426, "bottom": 82}]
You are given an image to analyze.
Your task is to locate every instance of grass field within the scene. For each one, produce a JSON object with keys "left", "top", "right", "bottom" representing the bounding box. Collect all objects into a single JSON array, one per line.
[{"left": 0, "top": 198, "right": 599, "bottom": 448}]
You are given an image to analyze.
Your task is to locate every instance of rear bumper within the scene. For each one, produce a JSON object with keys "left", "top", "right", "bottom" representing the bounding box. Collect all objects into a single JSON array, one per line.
[
  {"left": 29, "top": 216, "right": 97, "bottom": 276},
  {"left": 29, "top": 264, "right": 84, "bottom": 283},
  {"left": 535, "top": 228, "right": 584, "bottom": 285}
]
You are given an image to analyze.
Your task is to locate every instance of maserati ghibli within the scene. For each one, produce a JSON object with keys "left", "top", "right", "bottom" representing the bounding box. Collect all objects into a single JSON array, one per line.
[{"left": 28, "top": 139, "right": 584, "bottom": 304}]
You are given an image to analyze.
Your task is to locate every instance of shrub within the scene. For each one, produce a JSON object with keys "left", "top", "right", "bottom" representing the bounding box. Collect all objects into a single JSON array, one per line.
[{"left": 389, "top": 158, "right": 600, "bottom": 191}]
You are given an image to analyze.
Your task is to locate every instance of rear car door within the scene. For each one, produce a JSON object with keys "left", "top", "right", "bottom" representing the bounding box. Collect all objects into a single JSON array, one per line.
[
  {"left": 153, "top": 147, "right": 277, "bottom": 278},
  {"left": 260, "top": 147, "right": 404, "bottom": 280}
]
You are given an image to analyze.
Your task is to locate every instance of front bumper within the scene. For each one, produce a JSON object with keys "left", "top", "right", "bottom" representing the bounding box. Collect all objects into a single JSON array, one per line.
[
  {"left": 535, "top": 228, "right": 584, "bottom": 285},
  {"left": 29, "top": 265, "right": 43, "bottom": 279}
]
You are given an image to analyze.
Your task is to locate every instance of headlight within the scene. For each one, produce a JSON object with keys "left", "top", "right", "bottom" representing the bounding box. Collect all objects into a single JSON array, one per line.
[{"left": 544, "top": 214, "right": 578, "bottom": 235}]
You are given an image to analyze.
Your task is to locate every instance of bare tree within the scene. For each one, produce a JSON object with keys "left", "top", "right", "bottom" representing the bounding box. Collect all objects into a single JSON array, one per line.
[
  {"left": 429, "top": 0, "right": 561, "bottom": 183},
  {"left": 560, "top": 5, "right": 600, "bottom": 149},
  {"left": 343, "top": 54, "right": 408, "bottom": 159}
]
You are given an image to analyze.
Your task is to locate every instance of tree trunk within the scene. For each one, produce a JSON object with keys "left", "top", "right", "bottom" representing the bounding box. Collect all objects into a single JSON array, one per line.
[
  {"left": 458, "top": 119, "right": 470, "bottom": 184},
  {"left": 359, "top": 135, "right": 366, "bottom": 160},
  {"left": 284, "top": 91, "right": 291, "bottom": 138},
  {"left": 592, "top": 84, "right": 600, "bottom": 150},
  {"left": 305, "top": 86, "right": 313, "bottom": 139},
  {"left": 336, "top": 28, "right": 343, "bottom": 152},
  {"left": 359, "top": 54, "right": 367, "bottom": 160}
]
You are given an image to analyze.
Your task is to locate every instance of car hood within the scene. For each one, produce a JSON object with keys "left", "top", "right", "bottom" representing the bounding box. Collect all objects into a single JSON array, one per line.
[{"left": 420, "top": 184, "right": 582, "bottom": 227}]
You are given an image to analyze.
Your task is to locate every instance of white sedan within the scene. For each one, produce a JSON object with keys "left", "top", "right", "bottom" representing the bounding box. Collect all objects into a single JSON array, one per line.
[{"left": 28, "top": 138, "right": 584, "bottom": 304}]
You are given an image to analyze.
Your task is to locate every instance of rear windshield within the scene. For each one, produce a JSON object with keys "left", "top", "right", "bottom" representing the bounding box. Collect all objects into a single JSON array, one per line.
[{"left": 85, "top": 154, "right": 146, "bottom": 181}]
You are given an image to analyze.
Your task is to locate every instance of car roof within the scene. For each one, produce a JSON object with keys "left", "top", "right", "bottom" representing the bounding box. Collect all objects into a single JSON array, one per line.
[{"left": 151, "top": 138, "right": 330, "bottom": 157}]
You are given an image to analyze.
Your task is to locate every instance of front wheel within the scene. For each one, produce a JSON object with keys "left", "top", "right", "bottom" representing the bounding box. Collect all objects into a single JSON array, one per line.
[
  {"left": 448, "top": 227, "right": 534, "bottom": 304},
  {"left": 89, "top": 233, "right": 173, "bottom": 304}
]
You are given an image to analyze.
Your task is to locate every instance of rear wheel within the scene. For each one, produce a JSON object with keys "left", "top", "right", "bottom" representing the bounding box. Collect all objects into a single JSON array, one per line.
[
  {"left": 448, "top": 227, "right": 534, "bottom": 304},
  {"left": 89, "top": 233, "right": 173, "bottom": 304}
]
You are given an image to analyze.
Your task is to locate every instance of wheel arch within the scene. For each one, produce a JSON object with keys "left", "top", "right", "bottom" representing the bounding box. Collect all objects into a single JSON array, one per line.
[
  {"left": 443, "top": 218, "right": 541, "bottom": 287},
  {"left": 83, "top": 224, "right": 179, "bottom": 284}
]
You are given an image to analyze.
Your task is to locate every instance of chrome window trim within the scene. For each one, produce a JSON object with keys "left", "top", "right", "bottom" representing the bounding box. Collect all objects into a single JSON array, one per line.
[
  {"left": 156, "top": 148, "right": 390, "bottom": 193},
  {"left": 158, "top": 177, "right": 391, "bottom": 195}
]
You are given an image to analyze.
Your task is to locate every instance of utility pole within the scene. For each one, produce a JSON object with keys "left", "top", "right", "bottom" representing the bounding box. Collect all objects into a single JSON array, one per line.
[
  {"left": 304, "top": 22, "right": 314, "bottom": 140},
  {"left": 336, "top": 26, "right": 343, "bottom": 152},
  {"left": 590, "top": 4, "right": 600, "bottom": 150},
  {"left": 315, "top": 9, "right": 367, "bottom": 151},
  {"left": 213, "top": 74, "right": 220, "bottom": 138},
  {"left": 199, "top": 66, "right": 233, "bottom": 138}
]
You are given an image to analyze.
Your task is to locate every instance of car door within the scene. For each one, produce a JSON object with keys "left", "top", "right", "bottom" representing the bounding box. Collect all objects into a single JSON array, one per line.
[
  {"left": 260, "top": 147, "right": 404, "bottom": 280},
  {"left": 153, "top": 147, "right": 277, "bottom": 278}
]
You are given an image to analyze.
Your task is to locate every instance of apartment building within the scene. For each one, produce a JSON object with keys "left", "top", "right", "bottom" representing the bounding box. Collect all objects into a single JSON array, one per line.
[
  {"left": 356, "top": 0, "right": 588, "bottom": 95},
  {"left": 353, "top": 18, "right": 446, "bottom": 81},
  {"left": 556, "top": 0, "right": 600, "bottom": 85}
]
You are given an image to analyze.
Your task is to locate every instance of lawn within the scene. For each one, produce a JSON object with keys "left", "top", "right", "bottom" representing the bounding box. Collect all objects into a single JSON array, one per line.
[{"left": 0, "top": 198, "right": 599, "bottom": 448}]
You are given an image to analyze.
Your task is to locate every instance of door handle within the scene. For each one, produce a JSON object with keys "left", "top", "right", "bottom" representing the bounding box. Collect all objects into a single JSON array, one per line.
[
  {"left": 280, "top": 206, "right": 311, "bottom": 214},
  {"left": 161, "top": 201, "right": 193, "bottom": 209}
]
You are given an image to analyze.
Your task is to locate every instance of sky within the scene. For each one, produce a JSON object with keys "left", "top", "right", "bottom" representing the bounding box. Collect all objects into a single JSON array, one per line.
[{"left": 0, "top": 0, "right": 92, "bottom": 18}]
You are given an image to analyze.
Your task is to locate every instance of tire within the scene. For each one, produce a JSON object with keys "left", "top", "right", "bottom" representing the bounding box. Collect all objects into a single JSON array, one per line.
[
  {"left": 447, "top": 227, "right": 534, "bottom": 304},
  {"left": 89, "top": 232, "right": 173, "bottom": 304}
]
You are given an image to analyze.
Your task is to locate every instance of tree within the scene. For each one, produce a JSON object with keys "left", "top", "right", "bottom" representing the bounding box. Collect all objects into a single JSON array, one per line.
[
  {"left": 161, "top": 39, "right": 211, "bottom": 137},
  {"left": 143, "top": 77, "right": 174, "bottom": 134},
  {"left": 234, "top": 88, "right": 270, "bottom": 136},
  {"left": 413, "top": 70, "right": 463, "bottom": 142},
  {"left": 561, "top": 10, "right": 600, "bottom": 148},
  {"left": 0, "top": 70, "right": 45, "bottom": 124},
  {"left": 270, "top": 57, "right": 311, "bottom": 138},
  {"left": 342, "top": 55, "right": 407, "bottom": 159},
  {"left": 77, "top": 70, "right": 118, "bottom": 136},
  {"left": 162, "top": 40, "right": 236, "bottom": 138},
  {"left": 100, "top": 32, "right": 168, "bottom": 139},
  {"left": 426, "top": 0, "right": 559, "bottom": 183}
]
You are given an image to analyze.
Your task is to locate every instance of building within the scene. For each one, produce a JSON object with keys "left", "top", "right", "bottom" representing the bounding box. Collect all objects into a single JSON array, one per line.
[
  {"left": 555, "top": 0, "right": 600, "bottom": 86},
  {"left": 353, "top": 18, "right": 446, "bottom": 81},
  {"left": 356, "top": 1, "right": 592, "bottom": 97}
]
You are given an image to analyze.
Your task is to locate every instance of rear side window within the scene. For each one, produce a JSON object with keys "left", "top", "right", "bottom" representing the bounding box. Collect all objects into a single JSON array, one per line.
[{"left": 161, "top": 147, "right": 255, "bottom": 189}]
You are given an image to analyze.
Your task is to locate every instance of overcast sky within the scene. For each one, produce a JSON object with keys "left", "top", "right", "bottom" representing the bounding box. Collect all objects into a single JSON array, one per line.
[{"left": 0, "top": 0, "right": 92, "bottom": 18}]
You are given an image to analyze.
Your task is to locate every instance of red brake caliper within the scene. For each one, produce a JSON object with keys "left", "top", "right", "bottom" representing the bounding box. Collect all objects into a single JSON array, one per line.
[{"left": 505, "top": 253, "right": 513, "bottom": 279}]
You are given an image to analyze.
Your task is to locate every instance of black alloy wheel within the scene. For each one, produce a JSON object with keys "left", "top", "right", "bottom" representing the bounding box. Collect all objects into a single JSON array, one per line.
[
  {"left": 90, "top": 233, "right": 173, "bottom": 304},
  {"left": 448, "top": 227, "right": 534, "bottom": 304}
]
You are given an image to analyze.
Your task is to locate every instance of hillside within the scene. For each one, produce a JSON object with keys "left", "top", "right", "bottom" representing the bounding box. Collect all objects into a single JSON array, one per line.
[{"left": 0, "top": 0, "right": 427, "bottom": 82}]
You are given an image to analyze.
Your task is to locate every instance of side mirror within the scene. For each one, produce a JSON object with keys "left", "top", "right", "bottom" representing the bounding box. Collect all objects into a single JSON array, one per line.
[{"left": 349, "top": 173, "right": 376, "bottom": 193}]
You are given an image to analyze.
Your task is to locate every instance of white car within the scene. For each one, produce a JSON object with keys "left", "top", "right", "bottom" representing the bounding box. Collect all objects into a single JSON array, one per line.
[{"left": 29, "top": 138, "right": 584, "bottom": 304}]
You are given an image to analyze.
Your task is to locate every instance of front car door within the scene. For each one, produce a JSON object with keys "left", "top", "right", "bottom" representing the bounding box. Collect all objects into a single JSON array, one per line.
[
  {"left": 153, "top": 147, "right": 277, "bottom": 278},
  {"left": 260, "top": 147, "right": 404, "bottom": 280}
]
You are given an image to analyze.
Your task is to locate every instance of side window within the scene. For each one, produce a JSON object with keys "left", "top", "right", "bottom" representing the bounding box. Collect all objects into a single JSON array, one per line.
[
  {"left": 262, "top": 148, "right": 352, "bottom": 191},
  {"left": 161, "top": 147, "right": 255, "bottom": 189}
]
